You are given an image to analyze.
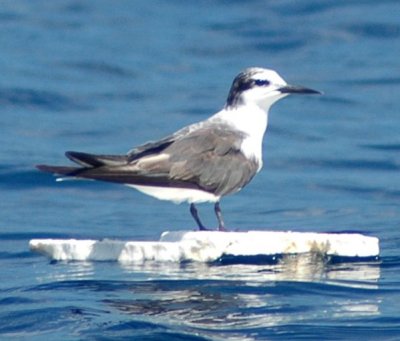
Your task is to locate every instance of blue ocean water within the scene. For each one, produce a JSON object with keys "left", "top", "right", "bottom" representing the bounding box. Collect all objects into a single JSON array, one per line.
[{"left": 1, "top": 0, "right": 400, "bottom": 340}]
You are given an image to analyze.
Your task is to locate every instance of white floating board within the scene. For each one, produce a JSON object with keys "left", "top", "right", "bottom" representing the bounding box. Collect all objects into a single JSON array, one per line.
[{"left": 29, "top": 230, "right": 379, "bottom": 263}]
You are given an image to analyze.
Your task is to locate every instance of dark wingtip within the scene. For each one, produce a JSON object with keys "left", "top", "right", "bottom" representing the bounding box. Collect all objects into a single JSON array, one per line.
[
  {"left": 65, "top": 151, "right": 82, "bottom": 161},
  {"left": 65, "top": 151, "right": 104, "bottom": 167},
  {"left": 36, "top": 164, "right": 79, "bottom": 176},
  {"left": 36, "top": 164, "right": 52, "bottom": 173}
]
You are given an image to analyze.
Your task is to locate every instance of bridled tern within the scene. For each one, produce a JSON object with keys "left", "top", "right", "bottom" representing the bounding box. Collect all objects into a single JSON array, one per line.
[{"left": 37, "top": 67, "right": 321, "bottom": 231}]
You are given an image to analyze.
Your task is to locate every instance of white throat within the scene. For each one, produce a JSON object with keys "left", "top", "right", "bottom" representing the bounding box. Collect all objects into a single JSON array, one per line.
[{"left": 209, "top": 103, "right": 270, "bottom": 170}]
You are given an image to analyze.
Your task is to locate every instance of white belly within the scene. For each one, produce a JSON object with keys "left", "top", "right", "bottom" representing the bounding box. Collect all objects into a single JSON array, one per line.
[{"left": 127, "top": 184, "right": 220, "bottom": 204}]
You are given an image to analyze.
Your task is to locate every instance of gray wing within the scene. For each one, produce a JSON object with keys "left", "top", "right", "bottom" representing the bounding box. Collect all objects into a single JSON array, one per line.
[
  {"left": 37, "top": 125, "right": 259, "bottom": 196},
  {"left": 127, "top": 135, "right": 176, "bottom": 162},
  {"left": 126, "top": 122, "right": 200, "bottom": 161},
  {"left": 163, "top": 126, "right": 260, "bottom": 196}
]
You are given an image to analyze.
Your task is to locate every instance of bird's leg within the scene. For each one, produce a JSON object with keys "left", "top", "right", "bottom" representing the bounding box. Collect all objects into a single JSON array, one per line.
[
  {"left": 190, "top": 203, "right": 207, "bottom": 231},
  {"left": 214, "top": 202, "right": 226, "bottom": 231}
]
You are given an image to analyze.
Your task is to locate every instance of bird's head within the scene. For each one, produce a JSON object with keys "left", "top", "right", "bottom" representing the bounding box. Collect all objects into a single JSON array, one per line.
[{"left": 225, "top": 67, "right": 321, "bottom": 110}]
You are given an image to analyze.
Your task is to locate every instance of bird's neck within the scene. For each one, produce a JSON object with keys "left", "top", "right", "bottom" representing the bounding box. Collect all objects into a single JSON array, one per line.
[
  {"left": 210, "top": 103, "right": 269, "bottom": 168},
  {"left": 212, "top": 103, "right": 269, "bottom": 139}
]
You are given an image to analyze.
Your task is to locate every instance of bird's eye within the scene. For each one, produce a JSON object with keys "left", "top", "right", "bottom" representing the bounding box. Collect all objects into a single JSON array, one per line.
[{"left": 254, "top": 79, "right": 270, "bottom": 86}]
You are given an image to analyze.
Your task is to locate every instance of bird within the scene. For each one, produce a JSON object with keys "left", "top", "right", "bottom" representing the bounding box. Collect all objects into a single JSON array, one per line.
[{"left": 37, "top": 67, "right": 321, "bottom": 231}]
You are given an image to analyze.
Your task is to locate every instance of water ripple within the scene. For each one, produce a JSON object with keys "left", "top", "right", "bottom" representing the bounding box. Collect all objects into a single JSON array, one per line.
[
  {"left": 0, "top": 88, "right": 89, "bottom": 111},
  {"left": 63, "top": 61, "right": 137, "bottom": 78},
  {"left": 317, "top": 183, "right": 400, "bottom": 200},
  {"left": 345, "top": 22, "right": 400, "bottom": 39},
  {"left": 290, "top": 158, "right": 400, "bottom": 171},
  {"left": 362, "top": 143, "right": 400, "bottom": 152}
]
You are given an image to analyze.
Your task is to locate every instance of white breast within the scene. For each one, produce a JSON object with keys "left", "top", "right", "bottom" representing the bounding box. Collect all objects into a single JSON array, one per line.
[
  {"left": 210, "top": 105, "right": 268, "bottom": 171},
  {"left": 127, "top": 184, "right": 220, "bottom": 204}
]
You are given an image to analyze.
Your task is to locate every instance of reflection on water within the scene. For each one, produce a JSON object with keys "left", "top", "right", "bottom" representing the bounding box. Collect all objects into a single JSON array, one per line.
[
  {"left": 29, "top": 254, "right": 381, "bottom": 340},
  {"left": 100, "top": 258, "right": 380, "bottom": 340},
  {"left": 29, "top": 253, "right": 381, "bottom": 340},
  {"left": 120, "top": 254, "right": 380, "bottom": 288},
  {"left": 99, "top": 256, "right": 381, "bottom": 340},
  {"left": 36, "top": 261, "right": 96, "bottom": 283}
]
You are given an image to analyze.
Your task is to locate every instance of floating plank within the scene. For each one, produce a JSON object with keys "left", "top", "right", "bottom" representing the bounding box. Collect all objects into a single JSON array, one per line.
[{"left": 29, "top": 230, "right": 379, "bottom": 263}]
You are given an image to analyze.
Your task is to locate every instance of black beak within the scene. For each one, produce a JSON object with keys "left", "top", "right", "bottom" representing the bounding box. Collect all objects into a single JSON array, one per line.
[{"left": 279, "top": 84, "right": 322, "bottom": 95}]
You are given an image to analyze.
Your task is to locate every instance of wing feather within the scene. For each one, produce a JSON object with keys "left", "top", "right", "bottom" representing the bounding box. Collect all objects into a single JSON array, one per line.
[
  {"left": 164, "top": 126, "right": 259, "bottom": 195},
  {"left": 37, "top": 124, "right": 260, "bottom": 196}
]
